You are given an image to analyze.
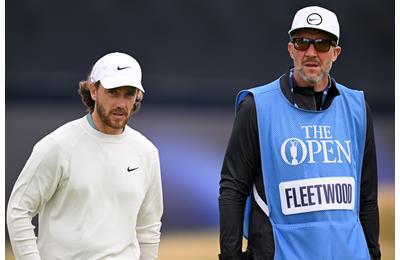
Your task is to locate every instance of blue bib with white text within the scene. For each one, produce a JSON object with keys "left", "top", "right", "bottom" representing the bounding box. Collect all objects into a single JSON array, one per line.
[{"left": 238, "top": 78, "right": 370, "bottom": 260}]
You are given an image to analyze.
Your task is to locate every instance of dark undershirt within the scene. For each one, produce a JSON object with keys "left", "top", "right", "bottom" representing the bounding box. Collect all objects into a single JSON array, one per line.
[{"left": 218, "top": 72, "right": 381, "bottom": 260}]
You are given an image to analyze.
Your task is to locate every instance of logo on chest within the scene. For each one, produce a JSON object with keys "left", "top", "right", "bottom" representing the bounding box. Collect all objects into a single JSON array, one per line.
[
  {"left": 280, "top": 125, "right": 351, "bottom": 166},
  {"left": 127, "top": 166, "right": 139, "bottom": 173}
]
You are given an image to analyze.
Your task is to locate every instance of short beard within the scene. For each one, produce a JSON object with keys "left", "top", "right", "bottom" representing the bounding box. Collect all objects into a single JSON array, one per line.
[
  {"left": 298, "top": 68, "right": 324, "bottom": 85},
  {"left": 298, "top": 60, "right": 332, "bottom": 85},
  {"left": 96, "top": 103, "right": 130, "bottom": 130}
]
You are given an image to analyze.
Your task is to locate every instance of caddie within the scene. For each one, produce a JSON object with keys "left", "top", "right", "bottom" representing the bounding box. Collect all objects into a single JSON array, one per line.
[{"left": 219, "top": 6, "right": 381, "bottom": 260}]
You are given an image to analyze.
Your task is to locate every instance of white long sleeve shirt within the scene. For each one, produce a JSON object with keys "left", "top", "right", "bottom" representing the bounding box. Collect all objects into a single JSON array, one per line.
[{"left": 7, "top": 116, "right": 163, "bottom": 260}]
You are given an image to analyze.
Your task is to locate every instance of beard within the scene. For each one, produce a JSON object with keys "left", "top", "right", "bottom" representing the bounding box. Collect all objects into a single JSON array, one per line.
[
  {"left": 96, "top": 102, "right": 131, "bottom": 130},
  {"left": 298, "top": 68, "right": 324, "bottom": 84},
  {"left": 298, "top": 59, "right": 332, "bottom": 85}
]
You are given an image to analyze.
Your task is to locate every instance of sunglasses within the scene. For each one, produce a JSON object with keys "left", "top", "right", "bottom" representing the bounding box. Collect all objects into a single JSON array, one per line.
[{"left": 291, "top": 37, "right": 337, "bottom": 52}]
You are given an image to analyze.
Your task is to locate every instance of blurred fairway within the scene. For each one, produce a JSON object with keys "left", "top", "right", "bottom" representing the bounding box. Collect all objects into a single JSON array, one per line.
[{"left": 5, "top": 186, "right": 394, "bottom": 260}]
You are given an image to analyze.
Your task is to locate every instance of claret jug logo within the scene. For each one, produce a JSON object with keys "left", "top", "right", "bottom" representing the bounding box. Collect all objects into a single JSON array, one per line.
[{"left": 281, "top": 125, "right": 351, "bottom": 166}]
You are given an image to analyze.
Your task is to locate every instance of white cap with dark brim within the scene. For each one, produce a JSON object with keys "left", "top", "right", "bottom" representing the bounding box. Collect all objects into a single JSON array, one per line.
[
  {"left": 289, "top": 6, "right": 340, "bottom": 42},
  {"left": 90, "top": 52, "right": 145, "bottom": 92}
]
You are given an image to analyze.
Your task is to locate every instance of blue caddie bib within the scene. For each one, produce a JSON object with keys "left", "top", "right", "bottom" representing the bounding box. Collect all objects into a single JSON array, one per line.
[{"left": 238, "top": 78, "right": 370, "bottom": 260}]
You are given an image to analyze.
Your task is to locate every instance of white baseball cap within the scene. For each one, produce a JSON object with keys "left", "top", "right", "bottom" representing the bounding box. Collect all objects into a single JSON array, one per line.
[
  {"left": 90, "top": 52, "right": 144, "bottom": 92},
  {"left": 289, "top": 6, "right": 340, "bottom": 42}
]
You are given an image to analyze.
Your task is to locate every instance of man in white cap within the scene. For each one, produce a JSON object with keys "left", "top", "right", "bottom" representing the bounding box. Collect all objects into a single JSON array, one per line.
[
  {"left": 7, "top": 52, "right": 163, "bottom": 260},
  {"left": 219, "top": 6, "right": 380, "bottom": 260}
]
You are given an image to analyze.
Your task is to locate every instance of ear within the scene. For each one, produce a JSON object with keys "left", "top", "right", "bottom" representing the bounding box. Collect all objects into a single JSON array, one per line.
[
  {"left": 288, "top": 42, "right": 295, "bottom": 59},
  {"left": 331, "top": 46, "right": 342, "bottom": 62},
  {"left": 88, "top": 82, "right": 98, "bottom": 101}
]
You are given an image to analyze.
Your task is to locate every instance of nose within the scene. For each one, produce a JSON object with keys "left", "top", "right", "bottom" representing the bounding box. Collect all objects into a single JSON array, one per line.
[
  {"left": 304, "top": 42, "right": 318, "bottom": 56},
  {"left": 115, "top": 95, "right": 128, "bottom": 108}
]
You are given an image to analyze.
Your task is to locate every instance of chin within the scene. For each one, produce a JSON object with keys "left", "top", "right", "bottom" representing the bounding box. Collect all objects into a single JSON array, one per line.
[
  {"left": 114, "top": 122, "right": 127, "bottom": 129},
  {"left": 304, "top": 68, "right": 319, "bottom": 76},
  {"left": 107, "top": 118, "right": 126, "bottom": 129},
  {"left": 299, "top": 73, "right": 320, "bottom": 85},
  {"left": 304, "top": 71, "right": 323, "bottom": 82}
]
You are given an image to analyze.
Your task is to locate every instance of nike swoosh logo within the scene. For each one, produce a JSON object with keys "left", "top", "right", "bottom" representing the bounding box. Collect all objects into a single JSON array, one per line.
[
  {"left": 117, "top": 66, "right": 130, "bottom": 70},
  {"left": 127, "top": 166, "right": 139, "bottom": 172},
  {"left": 308, "top": 18, "right": 320, "bottom": 21}
]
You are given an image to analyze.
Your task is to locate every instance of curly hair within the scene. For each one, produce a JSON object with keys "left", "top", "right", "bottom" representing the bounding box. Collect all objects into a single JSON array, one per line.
[{"left": 78, "top": 76, "right": 144, "bottom": 114}]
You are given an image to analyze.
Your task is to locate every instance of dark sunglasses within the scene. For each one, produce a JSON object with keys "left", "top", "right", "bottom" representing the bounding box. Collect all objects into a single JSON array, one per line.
[{"left": 291, "top": 37, "right": 337, "bottom": 52}]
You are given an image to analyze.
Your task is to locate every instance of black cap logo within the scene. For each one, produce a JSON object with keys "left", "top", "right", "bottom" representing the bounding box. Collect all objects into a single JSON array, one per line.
[{"left": 306, "top": 13, "right": 322, "bottom": 25}]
